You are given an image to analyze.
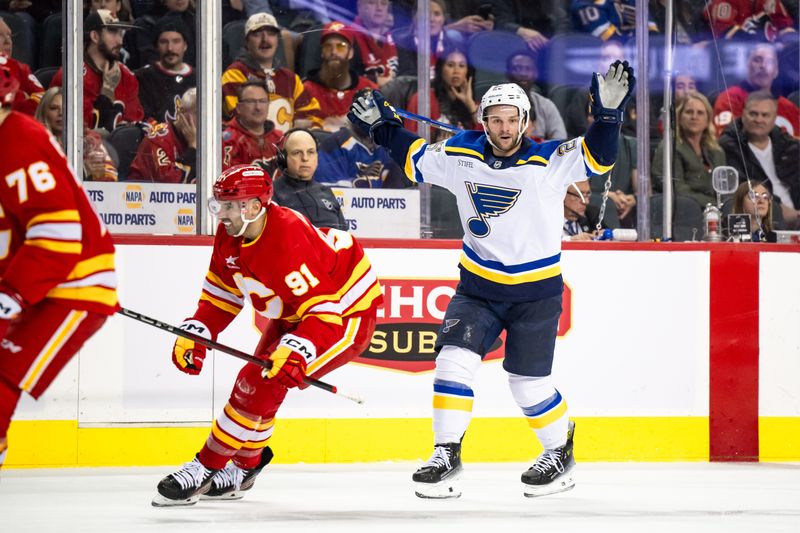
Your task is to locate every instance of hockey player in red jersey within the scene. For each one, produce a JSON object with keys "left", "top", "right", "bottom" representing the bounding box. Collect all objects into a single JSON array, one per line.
[
  {"left": 0, "top": 64, "right": 119, "bottom": 468},
  {"left": 152, "top": 164, "right": 382, "bottom": 506}
]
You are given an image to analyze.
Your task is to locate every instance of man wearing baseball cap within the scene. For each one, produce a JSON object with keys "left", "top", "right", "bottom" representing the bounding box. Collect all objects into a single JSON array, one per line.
[
  {"left": 135, "top": 17, "right": 196, "bottom": 124},
  {"left": 221, "top": 12, "right": 322, "bottom": 132},
  {"left": 51, "top": 9, "right": 143, "bottom": 132},
  {"left": 302, "top": 21, "right": 378, "bottom": 132}
]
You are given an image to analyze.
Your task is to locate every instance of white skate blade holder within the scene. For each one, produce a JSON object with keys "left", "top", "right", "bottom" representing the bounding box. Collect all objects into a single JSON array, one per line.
[
  {"left": 414, "top": 471, "right": 463, "bottom": 499},
  {"left": 151, "top": 493, "right": 201, "bottom": 507},
  {"left": 522, "top": 470, "right": 575, "bottom": 498}
]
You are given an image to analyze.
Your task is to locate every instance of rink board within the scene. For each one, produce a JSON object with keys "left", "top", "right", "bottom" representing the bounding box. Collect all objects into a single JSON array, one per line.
[{"left": 6, "top": 241, "right": 800, "bottom": 467}]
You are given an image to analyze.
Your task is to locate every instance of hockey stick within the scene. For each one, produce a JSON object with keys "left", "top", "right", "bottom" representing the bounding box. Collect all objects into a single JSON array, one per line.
[
  {"left": 395, "top": 108, "right": 464, "bottom": 134},
  {"left": 117, "top": 307, "right": 364, "bottom": 404}
]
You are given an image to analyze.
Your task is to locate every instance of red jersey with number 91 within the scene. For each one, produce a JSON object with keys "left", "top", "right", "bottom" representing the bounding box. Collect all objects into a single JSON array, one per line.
[
  {"left": 192, "top": 204, "right": 382, "bottom": 358},
  {"left": 0, "top": 111, "right": 118, "bottom": 315}
]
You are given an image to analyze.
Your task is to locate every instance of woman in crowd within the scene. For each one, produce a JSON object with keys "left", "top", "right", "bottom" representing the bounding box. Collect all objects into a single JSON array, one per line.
[
  {"left": 728, "top": 180, "right": 779, "bottom": 241},
  {"left": 404, "top": 46, "right": 477, "bottom": 141},
  {"left": 35, "top": 87, "right": 118, "bottom": 182},
  {"left": 391, "top": 0, "right": 459, "bottom": 79},
  {"left": 652, "top": 91, "right": 725, "bottom": 208}
]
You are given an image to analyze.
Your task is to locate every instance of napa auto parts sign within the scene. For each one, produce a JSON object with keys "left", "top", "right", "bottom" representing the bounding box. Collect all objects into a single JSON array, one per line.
[{"left": 355, "top": 279, "right": 572, "bottom": 373}]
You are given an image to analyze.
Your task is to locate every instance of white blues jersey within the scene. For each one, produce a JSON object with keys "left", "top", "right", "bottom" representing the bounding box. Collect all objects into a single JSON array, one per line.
[{"left": 401, "top": 130, "right": 614, "bottom": 301}]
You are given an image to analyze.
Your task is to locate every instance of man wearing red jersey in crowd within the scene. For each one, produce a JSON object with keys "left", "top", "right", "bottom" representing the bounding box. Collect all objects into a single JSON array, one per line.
[
  {"left": 0, "top": 18, "right": 43, "bottom": 115},
  {"left": 704, "top": 0, "right": 796, "bottom": 42},
  {"left": 713, "top": 43, "right": 800, "bottom": 136},
  {"left": 349, "top": 0, "right": 398, "bottom": 86},
  {"left": 151, "top": 164, "right": 382, "bottom": 506},
  {"left": 303, "top": 21, "right": 378, "bottom": 132},
  {"left": 0, "top": 64, "right": 118, "bottom": 469},
  {"left": 221, "top": 12, "right": 323, "bottom": 132},
  {"left": 222, "top": 81, "right": 284, "bottom": 171},
  {"left": 128, "top": 87, "right": 197, "bottom": 183},
  {"left": 51, "top": 9, "right": 143, "bottom": 132}
]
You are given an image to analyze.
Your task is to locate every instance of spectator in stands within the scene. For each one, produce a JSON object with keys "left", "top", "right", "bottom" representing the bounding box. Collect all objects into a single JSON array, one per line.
[
  {"left": 34, "top": 87, "right": 119, "bottom": 181},
  {"left": 349, "top": 0, "right": 399, "bottom": 86},
  {"left": 713, "top": 43, "right": 800, "bottom": 136},
  {"left": 506, "top": 50, "right": 566, "bottom": 140},
  {"left": 404, "top": 46, "right": 477, "bottom": 141},
  {"left": 135, "top": 16, "right": 195, "bottom": 124},
  {"left": 51, "top": 9, "right": 143, "bottom": 132},
  {"left": 0, "top": 0, "right": 60, "bottom": 25},
  {"left": 391, "top": 0, "right": 461, "bottom": 78},
  {"left": 128, "top": 87, "right": 197, "bottom": 183},
  {"left": 222, "top": 81, "right": 284, "bottom": 170},
  {"left": 317, "top": 114, "right": 406, "bottom": 187},
  {"left": 96, "top": 0, "right": 134, "bottom": 22},
  {"left": 704, "top": 0, "right": 797, "bottom": 43},
  {"left": 125, "top": 0, "right": 196, "bottom": 69},
  {"left": 489, "top": 0, "right": 572, "bottom": 51},
  {"left": 728, "top": 181, "right": 779, "bottom": 239},
  {"left": 222, "top": 12, "right": 323, "bottom": 131},
  {"left": 571, "top": 0, "right": 658, "bottom": 43},
  {"left": 0, "top": 19, "right": 43, "bottom": 115},
  {"left": 653, "top": 91, "right": 726, "bottom": 209},
  {"left": 273, "top": 128, "right": 348, "bottom": 230},
  {"left": 719, "top": 91, "right": 800, "bottom": 227},
  {"left": 562, "top": 180, "right": 602, "bottom": 241},
  {"left": 303, "top": 21, "right": 378, "bottom": 132}
]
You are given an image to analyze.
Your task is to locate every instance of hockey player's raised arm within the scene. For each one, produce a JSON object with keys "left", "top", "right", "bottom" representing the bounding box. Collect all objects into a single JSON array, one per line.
[
  {"left": 582, "top": 60, "right": 636, "bottom": 177},
  {"left": 347, "top": 90, "right": 448, "bottom": 187}
]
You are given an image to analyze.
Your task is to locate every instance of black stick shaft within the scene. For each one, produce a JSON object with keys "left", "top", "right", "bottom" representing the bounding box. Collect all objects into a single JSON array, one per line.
[{"left": 117, "top": 307, "right": 337, "bottom": 394}]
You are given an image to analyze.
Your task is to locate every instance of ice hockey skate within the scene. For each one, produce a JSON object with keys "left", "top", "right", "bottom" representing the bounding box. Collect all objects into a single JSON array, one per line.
[
  {"left": 202, "top": 447, "right": 274, "bottom": 500},
  {"left": 151, "top": 456, "right": 219, "bottom": 507},
  {"left": 521, "top": 420, "right": 576, "bottom": 497},
  {"left": 412, "top": 442, "right": 463, "bottom": 498}
]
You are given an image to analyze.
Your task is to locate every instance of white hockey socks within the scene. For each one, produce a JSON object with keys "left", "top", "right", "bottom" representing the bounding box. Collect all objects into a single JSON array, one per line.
[
  {"left": 509, "top": 373, "right": 569, "bottom": 450},
  {"left": 432, "top": 346, "right": 483, "bottom": 444}
]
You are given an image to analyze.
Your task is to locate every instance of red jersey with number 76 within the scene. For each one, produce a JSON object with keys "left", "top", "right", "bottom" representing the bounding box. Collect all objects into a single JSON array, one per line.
[
  {"left": 0, "top": 111, "right": 118, "bottom": 315},
  {"left": 189, "top": 205, "right": 382, "bottom": 362}
]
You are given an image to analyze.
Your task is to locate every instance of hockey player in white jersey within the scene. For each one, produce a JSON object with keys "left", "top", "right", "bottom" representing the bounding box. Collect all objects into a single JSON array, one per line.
[{"left": 348, "top": 60, "right": 635, "bottom": 499}]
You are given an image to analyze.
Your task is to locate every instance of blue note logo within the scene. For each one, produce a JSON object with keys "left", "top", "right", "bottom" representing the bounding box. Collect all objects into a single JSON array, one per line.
[{"left": 464, "top": 182, "right": 521, "bottom": 237}]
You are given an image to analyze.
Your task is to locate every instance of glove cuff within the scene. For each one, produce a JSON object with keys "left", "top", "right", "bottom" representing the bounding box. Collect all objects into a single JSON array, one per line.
[{"left": 590, "top": 104, "right": 625, "bottom": 125}]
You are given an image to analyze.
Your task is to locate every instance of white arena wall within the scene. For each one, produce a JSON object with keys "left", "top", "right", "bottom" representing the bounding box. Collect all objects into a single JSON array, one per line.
[{"left": 6, "top": 239, "right": 800, "bottom": 467}]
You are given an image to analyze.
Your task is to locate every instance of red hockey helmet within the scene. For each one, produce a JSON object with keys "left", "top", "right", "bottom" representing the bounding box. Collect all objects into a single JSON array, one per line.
[
  {"left": 0, "top": 57, "right": 20, "bottom": 107},
  {"left": 212, "top": 164, "right": 273, "bottom": 205}
]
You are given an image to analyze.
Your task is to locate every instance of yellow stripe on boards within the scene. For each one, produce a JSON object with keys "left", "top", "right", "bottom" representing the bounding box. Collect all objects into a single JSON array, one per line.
[
  {"left": 526, "top": 400, "right": 568, "bottom": 429},
  {"left": 433, "top": 395, "right": 473, "bottom": 412},
  {"left": 759, "top": 417, "right": 800, "bottom": 462},
  {"left": 2, "top": 416, "right": 723, "bottom": 467}
]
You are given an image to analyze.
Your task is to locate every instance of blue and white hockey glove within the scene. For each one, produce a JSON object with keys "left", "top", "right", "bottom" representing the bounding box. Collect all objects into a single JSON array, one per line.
[
  {"left": 347, "top": 90, "right": 403, "bottom": 138},
  {"left": 589, "top": 60, "right": 636, "bottom": 124}
]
